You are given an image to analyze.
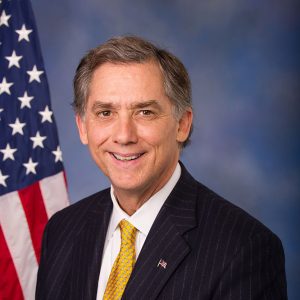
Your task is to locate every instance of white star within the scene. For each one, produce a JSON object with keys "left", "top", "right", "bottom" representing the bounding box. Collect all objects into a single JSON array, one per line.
[
  {"left": 15, "top": 24, "right": 33, "bottom": 42},
  {"left": 9, "top": 118, "right": 26, "bottom": 135},
  {"left": 30, "top": 131, "right": 47, "bottom": 149},
  {"left": 0, "top": 77, "right": 14, "bottom": 95},
  {"left": 0, "top": 10, "right": 11, "bottom": 27},
  {"left": 18, "top": 91, "right": 34, "bottom": 109},
  {"left": 27, "top": 65, "right": 44, "bottom": 83},
  {"left": 0, "top": 143, "right": 17, "bottom": 161},
  {"left": 39, "top": 106, "right": 53, "bottom": 123},
  {"left": 52, "top": 146, "right": 63, "bottom": 162},
  {"left": 23, "top": 157, "right": 38, "bottom": 175},
  {"left": 0, "top": 170, "right": 9, "bottom": 187},
  {"left": 5, "top": 50, "right": 23, "bottom": 68},
  {"left": 0, "top": 108, "right": 3, "bottom": 120}
]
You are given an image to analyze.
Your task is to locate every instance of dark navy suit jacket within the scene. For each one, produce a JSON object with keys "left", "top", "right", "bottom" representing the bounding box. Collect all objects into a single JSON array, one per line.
[{"left": 36, "top": 164, "right": 287, "bottom": 299}]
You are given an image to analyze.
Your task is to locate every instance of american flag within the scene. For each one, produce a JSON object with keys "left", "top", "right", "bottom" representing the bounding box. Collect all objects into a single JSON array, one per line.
[{"left": 0, "top": 0, "right": 69, "bottom": 299}]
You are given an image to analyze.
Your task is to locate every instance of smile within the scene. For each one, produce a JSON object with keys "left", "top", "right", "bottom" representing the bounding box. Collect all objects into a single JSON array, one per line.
[{"left": 111, "top": 153, "right": 143, "bottom": 161}]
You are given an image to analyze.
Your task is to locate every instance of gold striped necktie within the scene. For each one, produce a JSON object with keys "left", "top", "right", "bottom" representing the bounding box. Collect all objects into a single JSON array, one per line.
[{"left": 103, "top": 219, "right": 137, "bottom": 300}]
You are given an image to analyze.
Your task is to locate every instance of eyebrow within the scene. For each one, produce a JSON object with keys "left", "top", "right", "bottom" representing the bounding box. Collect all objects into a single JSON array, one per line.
[
  {"left": 130, "top": 100, "right": 161, "bottom": 110},
  {"left": 91, "top": 101, "right": 115, "bottom": 111},
  {"left": 91, "top": 99, "right": 162, "bottom": 111}
]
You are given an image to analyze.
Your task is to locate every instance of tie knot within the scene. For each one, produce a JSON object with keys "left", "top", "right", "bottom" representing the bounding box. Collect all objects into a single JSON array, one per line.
[{"left": 119, "top": 219, "right": 137, "bottom": 244}]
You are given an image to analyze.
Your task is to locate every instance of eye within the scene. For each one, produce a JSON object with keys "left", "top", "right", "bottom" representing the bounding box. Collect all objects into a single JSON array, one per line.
[
  {"left": 135, "top": 109, "right": 157, "bottom": 120},
  {"left": 97, "top": 110, "right": 111, "bottom": 117},
  {"left": 140, "top": 110, "right": 153, "bottom": 116}
]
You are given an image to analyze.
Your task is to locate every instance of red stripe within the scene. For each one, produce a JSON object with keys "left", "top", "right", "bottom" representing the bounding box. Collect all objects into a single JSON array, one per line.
[
  {"left": 0, "top": 226, "right": 24, "bottom": 300},
  {"left": 18, "top": 181, "right": 48, "bottom": 263},
  {"left": 63, "top": 170, "right": 68, "bottom": 188}
]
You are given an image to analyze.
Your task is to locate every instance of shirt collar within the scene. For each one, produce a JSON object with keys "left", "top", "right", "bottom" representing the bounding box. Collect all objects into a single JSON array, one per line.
[{"left": 107, "top": 163, "right": 181, "bottom": 240}]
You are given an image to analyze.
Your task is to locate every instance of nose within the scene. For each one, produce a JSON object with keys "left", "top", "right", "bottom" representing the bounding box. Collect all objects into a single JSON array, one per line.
[{"left": 112, "top": 115, "right": 138, "bottom": 145}]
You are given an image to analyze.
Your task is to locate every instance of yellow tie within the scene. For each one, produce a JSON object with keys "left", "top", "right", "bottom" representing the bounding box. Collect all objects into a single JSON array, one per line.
[{"left": 103, "top": 219, "right": 137, "bottom": 300}]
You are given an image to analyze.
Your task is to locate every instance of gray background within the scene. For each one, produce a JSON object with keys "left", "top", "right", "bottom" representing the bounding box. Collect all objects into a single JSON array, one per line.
[{"left": 31, "top": 0, "right": 299, "bottom": 298}]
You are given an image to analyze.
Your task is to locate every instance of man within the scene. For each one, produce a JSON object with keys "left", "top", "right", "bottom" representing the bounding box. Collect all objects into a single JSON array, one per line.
[{"left": 36, "top": 36, "right": 287, "bottom": 299}]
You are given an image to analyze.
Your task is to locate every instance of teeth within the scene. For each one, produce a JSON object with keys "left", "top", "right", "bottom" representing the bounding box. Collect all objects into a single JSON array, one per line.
[{"left": 113, "top": 153, "right": 141, "bottom": 161}]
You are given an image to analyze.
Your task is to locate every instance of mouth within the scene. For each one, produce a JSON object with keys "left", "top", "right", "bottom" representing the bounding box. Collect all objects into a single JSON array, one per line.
[{"left": 111, "top": 152, "right": 144, "bottom": 162}]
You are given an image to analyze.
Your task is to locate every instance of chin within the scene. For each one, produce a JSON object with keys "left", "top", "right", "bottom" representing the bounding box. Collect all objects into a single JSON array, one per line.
[
  {"left": 111, "top": 178, "right": 144, "bottom": 193},
  {"left": 113, "top": 180, "right": 138, "bottom": 190}
]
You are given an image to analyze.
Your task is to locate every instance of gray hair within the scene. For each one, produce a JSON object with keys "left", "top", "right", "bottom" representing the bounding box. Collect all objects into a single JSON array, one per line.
[{"left": 73, "top": 35, "right": 193, "bottom": 146}]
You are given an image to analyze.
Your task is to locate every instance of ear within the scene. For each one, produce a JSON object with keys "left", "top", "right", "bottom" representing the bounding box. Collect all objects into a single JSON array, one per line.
[
  {"left": 176, "top": 108, "right": 193, "bottom": 143},
  {"left": 75, "top": 114, "right": 88, "bottom": 145}
]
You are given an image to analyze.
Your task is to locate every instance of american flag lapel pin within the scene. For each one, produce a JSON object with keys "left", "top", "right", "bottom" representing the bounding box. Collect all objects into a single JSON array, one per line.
[{"left": 157, "top": 258, "right": 167, "bottom": 269}]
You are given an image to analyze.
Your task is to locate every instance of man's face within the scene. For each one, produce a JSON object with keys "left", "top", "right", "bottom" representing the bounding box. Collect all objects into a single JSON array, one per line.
[{"left": 76, "top": 61, "right": 192, "bottom": 199}]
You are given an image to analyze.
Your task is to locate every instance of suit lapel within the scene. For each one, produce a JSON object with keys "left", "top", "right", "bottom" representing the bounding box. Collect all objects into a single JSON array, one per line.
[
  {"left": 123, "top": 164, "right": 198, "bottom": 299},
  {"left": 70, "top": 190, "right": 113, "bottom": 300}
]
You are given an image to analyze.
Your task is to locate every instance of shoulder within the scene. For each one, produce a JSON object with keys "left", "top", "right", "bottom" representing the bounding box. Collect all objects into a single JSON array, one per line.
[
  {"left": 45, "top": 188, "right": 112, "bottom": 239},
  {"left": 197, "top": 180, "right": 276, "bottom": 243},
  {"left": 178, "top": 163, "right": 281, "bottom": 248}
]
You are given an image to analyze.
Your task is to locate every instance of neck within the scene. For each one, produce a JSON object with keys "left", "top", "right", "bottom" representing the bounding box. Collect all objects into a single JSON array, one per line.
[
  {"left": 113, "top": 163, "right": 178, "bottom": 216},
  {"left": 113, "top": 186, "right": 157, "bottom": 216}
]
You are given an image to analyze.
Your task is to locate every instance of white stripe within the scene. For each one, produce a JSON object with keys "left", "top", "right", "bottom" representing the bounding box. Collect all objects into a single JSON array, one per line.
[
  {"left": 0, "top": 191, "right": 38, "bottom": 300},
  {"left": 40, "top": 171, "right": 69, "bottom": 218}
]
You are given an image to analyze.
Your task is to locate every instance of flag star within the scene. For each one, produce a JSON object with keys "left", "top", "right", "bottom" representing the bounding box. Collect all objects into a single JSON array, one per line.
[
  {"left": 39, "top": 105, "right": 53, "bottom": 123},
  {"left": 23, "top": 158, "right": 38, "bottom": 175},
  {"left": 0, "top": 10, "right": 11, "bottom": 27},
  {"left": 9, "top": 118, "right": 26, "bottom": 135},
  {"left": 52, "top": 146, "right": 63, "bottom": 162},
  {"left": 15, "top": 24, "right": 33, "bottom": 42},
  {"left": 0, "top": 77, "right": 14, "bottom": 95},
  {"left": 18, "top": 91, "right": 34, "bottom": 109},
  {"left": 0, "top": 108, "right": 3, "bottom": 120},
  {"left": 0, "top": 170, "right": 9, "bottom": 187},
  {"left": 5, "top": 50, "right": 23, "bottom": 68},
  {"left": 30, "top": 131, "right": 47, "bottom": 148},
  {"left": 0, "top": 143, "right": 17, "bottom": 161},
  {"left": 27, "top": 65, "right": 44, "bottom": 83}
]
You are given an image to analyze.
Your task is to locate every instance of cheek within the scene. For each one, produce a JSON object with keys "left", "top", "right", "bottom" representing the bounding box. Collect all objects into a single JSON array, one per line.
[
  {"left": 138, "top": 122, "right": 178, "bottom": 147},
  {"left": 86, "top": 125, "right": 109, "bottom": 147}
]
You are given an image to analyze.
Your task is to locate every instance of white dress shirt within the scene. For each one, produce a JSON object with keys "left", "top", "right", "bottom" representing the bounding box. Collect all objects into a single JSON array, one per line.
[{"left": 96, "top": 163, "right": 181, "bottom": 300}]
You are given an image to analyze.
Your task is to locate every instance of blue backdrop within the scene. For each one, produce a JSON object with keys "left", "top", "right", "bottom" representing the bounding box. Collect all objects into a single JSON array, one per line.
[{"left": 31, "top": 1, "right": 299, "bottom": 298}]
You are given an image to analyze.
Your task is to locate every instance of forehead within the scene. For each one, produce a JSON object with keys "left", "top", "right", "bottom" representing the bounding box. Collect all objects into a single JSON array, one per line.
[
  {"left": 84, "top": 61, "right": 175, "bottom": 113},
  {"left": 89, "top": 61, "right": 164, "bottom": 94}
]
